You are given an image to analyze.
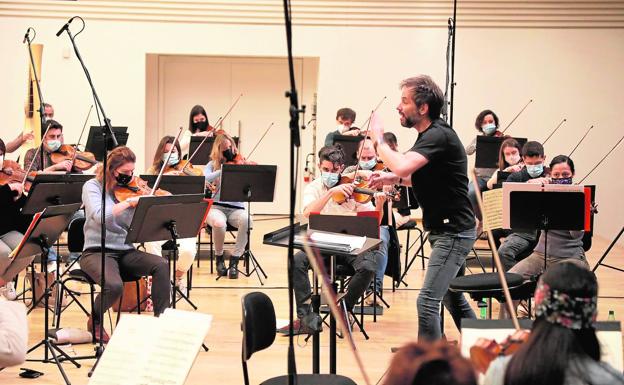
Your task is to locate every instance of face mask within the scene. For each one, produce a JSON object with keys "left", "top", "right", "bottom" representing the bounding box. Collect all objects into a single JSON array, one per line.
[
  {"left": 337, "top": 124, "right": 350, "bottom": 133},
  {"left": 482, "top": 123, "right": 497, "bottom": 136},
  {"left": 163, "top": 152, "right": 179, "bottom": 166},
  {"left": 115, "top": 172, "right": 133, "bottom": 186},
  {"left": 222, "top": 149, "right": 235, "bottom": 162},
  {"left": 46, "top": 140, "right": 61, "bottom": 152},
  {"left": 321, "top": 172, "right": 340, "bottom": 188},
  {"left": 551, "top": 177, "right": 573, "bottom": 185},
  {"left": 526, "top": 164, "right": 544, "bottom": 178},
  {"left": 505, "top": 153, "right": 521, "bottom": 165},
  {"left": 193, "top": 120, "right": 208, "bottom": 132},
  {"left": 359, "top": 158, "right": 377, "bottom": 170}
]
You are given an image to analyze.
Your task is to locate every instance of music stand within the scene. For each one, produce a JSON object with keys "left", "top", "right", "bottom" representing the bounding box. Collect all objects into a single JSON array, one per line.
[
  {"left": 125, "top": 194, "right": 209, "bottom": 311},
  {"left": 509, "top": 189, "right": 586, "bottom": 271},
  {"left": 21, "top": 204, "right": 82, "bottom": 385},
  {"left": 84, "top": 126, "right": 128, "bottom": 161},
  {"left": 332, "top": 134, "right": 363, "bottom": 167},
  {"left": 22, "top": 174, "right": 93, "bottom": 215},
  {"left": 139, "top": 175, "right": 205, "bottom": 195},
  {"left": 219, "top": 164, "right": 277, "bottom": 285},
  {"left": 475, "top": 136, "right": 527, "bottom": 169}
]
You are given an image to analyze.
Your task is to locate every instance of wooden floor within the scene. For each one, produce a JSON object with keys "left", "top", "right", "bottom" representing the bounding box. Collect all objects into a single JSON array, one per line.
[{"left": 1, "top": 217, "right": 622, "bottom": 385}]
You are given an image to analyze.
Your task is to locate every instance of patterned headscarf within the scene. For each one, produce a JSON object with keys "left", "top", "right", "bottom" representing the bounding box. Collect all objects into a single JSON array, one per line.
[{"left": 534, "top": 281, "right": 598, "bottom": 330}]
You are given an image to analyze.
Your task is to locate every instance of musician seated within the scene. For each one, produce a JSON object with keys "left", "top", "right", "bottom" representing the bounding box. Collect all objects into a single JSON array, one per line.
[
  {"left": 0, "top": 139, "right": 34, "bottom": 300},
  {"left": 203, "top": 133, "right": 253, "bottom": 279},
  {"left": 383, "top": 340, "right": 476, "bottom": 385},
  {"left": 343, "top": 138, "right": 391, "bottom": 302},
  {"left": 465, "top": 109, "right": 504, "bottom": 226},
  {"left": 180, "top": 105, "right": 215, "bottom": 154},
  {"left": 485, "top": 262, "right": 624, "bottom": 385},
  {"left": 144, "top": 136, "right": 198, "bottom": 291},
  {"left": 277, "top": 144, "right": 387, "bottom": 336},
  {"left": 486, "top": 138, "right": 524, "bottom": 249},
  {"left": 80, "top": 146, "right": 171, "bottom": 343},
  {"left": 497, "top": 141, "right": 548, "bottom": 272},
  {"left": 324, "top": 107, "right": 360, "bottom": 146}
]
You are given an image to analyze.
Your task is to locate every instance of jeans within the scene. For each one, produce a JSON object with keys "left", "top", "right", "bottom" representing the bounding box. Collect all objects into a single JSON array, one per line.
[
  {"left": 468, "top": 177, "right": 488, "bottom": 221},
  {"left": 498, "top": 231, "right": 537, "bottom": 271},
  {"left": 417, "top": 228, "right": 476, "bottom": 340},
  {"left": 206, "top": 205, "right": 252, "bottom": 257},
  {"left": 372, "top": 226, "right": 390, "bottom": 293}
]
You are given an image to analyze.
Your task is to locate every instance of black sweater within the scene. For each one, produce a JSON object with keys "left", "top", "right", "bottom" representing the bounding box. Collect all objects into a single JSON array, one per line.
[{"left": 0, "top": 185, "right": 31, "bottom": 235}]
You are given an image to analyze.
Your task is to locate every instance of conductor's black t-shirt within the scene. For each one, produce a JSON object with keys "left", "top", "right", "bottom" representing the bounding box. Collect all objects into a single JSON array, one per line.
[{"left": 409, "top": 118, "right": 475, "bottom": 232}]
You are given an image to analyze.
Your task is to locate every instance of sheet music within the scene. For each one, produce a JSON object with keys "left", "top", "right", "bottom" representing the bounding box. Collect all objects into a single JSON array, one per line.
[
  {"left": 482, "top": 189, "right": 503, "bottom": 231},
  {"left": 89, "top": 310, "right": 212, "bottom": 385},
  {"left": 310, "top": 231, "right": 366, "bottom": 251}
]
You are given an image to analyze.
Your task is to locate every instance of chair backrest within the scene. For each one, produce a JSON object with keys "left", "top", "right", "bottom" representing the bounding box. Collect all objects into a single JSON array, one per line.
[
  {"left": 67, "top": 217, "right": 86, "bottom": 253},
  {"left": 241, "top": 291, "right": 276, "bottom": 362}
]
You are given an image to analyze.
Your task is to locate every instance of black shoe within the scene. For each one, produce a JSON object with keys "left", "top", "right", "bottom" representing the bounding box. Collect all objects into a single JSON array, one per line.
[
  {"left": 216, "top": 254, "right": 227, "bottom": 277},
  {"left": 228, "top": 255, "right": 239, "bottom": 279}
]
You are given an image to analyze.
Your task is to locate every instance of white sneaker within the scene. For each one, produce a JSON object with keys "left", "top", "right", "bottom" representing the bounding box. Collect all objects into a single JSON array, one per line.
[{"left": 1, "top": 282, "right": 17, "bottom": 301}]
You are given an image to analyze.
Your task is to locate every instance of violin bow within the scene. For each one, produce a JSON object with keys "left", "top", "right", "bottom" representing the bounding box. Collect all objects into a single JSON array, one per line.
[
  {"left": 357, "top": 96, "right": 386, "bottom": 130},
  {"left": 151, "top": 126, "right": 183, "bottom": 195},
  {"left": 69, "top": 104, "right": 94, "bottom": 171},
  {"left": 568, "top": 124, "right": 594, "bottom": 157},
  {"left": 246, "top": 122, "right": 274, "bottom": 161},
  {"left": 300, "top": 236, "right": 372, "bottom": 385},
  {"left": 577, "top": 134, "right": 624, "bottom": 185},
  {"left": 500, "top": 99, "right": 533, "bottom": 134},
  {"left": 21, "top": 120, "right": 54, "bottom": 188},
  {"left": 541, "top": 118, "right": 566, "bottom": 145},
  {"left": 213, "top": 93, "right": 243, "bottom": 130},
  {"left": 471, "top": 169, "right": 521, "bottom": 331}
]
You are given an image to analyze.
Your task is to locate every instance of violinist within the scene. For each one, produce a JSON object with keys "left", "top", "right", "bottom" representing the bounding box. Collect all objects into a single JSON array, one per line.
[
  {"left": 23, "top": 120, "right": 72, "bottom": 173},
  {"left": 0, "top": 139, "right": 33, "bottom": 300},
  {"left": 144, "top": 136, "right": 199, "bottom": 291},
  {"left": 80, "top": 146, "right": 171, "bottom": 342},
  {"left": 484, "top": 262, "right": 624, "bottom": 385},
  {"left": 466, "top": 110, "right": 504, "bottom": 227},
  {"left": 277, "top": 144, "right": 386, "bottom": 336},
  {"left": 203, "top": 133, "right": 253, "bottom": 279},
  {"left": 486, "top": 138, "right": 524, "bottom": 190},
  {"left": 497, "top": 141, "right": 549, "bottom": 272},
  {"left": 324, "top": 107, "right": 360, "bottom": 146},
  {"left": 180, "top": 105, "right": 215, "bottom": 154}
]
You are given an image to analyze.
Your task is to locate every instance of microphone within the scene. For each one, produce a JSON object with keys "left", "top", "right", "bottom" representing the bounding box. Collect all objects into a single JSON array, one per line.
[
  {"left": 23, "top": 28, "right": 30, "bottom": 44},
  {"left": 56, "top": 17, "right": 75, "bottom": 37}
]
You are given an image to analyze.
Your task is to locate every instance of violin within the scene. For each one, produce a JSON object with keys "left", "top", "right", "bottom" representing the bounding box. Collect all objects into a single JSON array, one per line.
[
  {"left": 164, "top": 159, "right": 203, "bottom": 176},
  {"left": 225, "top": 152, "right": 256, "bottom": 166},
  {"left": 50, "top": 144, "right": 98, "bottom": 171},
  {"left": 0, "top": 159, "right": 36, "bottom": 191},
  {"left": 332, "top": 174, "right": 399, "bottom": 204},
  {"left": 113, "top": 176, "right": 169, "bottom": 203},
  {"left": 470, "top": 329, "right": 530, "bottom": 373}
]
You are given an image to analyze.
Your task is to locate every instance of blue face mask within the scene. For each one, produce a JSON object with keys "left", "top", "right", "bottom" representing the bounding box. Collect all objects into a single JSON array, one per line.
[
  {"left": 359, "top": 158, "right": 377, "bottom": 170},
  {"left": 551, "top": 177, "right": 573, "bottom": 185},
  {"left": 321, "top": 172, "right": 340, "bottom": 188},
  {"left": 482, "top": 123, "right": 497, "bottom": 136},
  {"left": 163, "top": 152, "right": 179, "bottom": 166},
  {"left": 46, "top": 140, "right": 61, "bottom": 152},
  {"left": 526, "top": 164, "right": 544, "bottom": 178}
]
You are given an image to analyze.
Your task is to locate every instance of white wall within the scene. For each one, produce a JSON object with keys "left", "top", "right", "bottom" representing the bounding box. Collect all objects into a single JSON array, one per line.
[{"left": 0, "top": 14, "right": 622, "bottom": 239}]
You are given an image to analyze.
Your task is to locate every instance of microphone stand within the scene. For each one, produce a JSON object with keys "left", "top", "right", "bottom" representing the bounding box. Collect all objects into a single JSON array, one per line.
[
  {"left": 57, "top": 17, "right": 118, "bottom": 375},
  {"left": 283, "top": 0, "right": 305, "bottom": 383},
  {"left": 24, "top": 28, "right": 48, "bottom": 175}
]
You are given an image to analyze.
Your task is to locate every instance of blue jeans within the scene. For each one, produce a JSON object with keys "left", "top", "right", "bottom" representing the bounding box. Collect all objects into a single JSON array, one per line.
[
  {"left": 468, "top": 177, "right": 488, "bottom": 221},
  {"left": 372, "top": 226, "right": 390, "bottom": 292},
  {"left": 417, "top": 228, "right": 476, "bottom": 340}
]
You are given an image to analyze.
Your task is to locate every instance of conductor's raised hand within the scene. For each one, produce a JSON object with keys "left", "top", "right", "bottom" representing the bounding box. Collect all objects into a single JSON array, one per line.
[
  {"left": 369, "top": 112, "right": 385, "bottom": 143},
  {"left": 368, "top": 171, "right": 396, "bottom": 189}
]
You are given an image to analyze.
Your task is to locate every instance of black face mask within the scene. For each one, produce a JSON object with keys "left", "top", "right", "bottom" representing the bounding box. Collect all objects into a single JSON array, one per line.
[
  {"left": 115, "top": 172, "right": 133, "bottom": 186},
  {"left": 193, "top": 120, "right": 208, "bottom": 132},
  {"left": 222, "top": 149, "right": 235, "bottom": 162}
]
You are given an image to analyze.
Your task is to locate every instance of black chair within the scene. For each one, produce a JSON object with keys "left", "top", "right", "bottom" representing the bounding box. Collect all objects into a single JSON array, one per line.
[
  {"left": 196, "top": 223, "right": 239, "bottom": 273},
  {"left": 241, "top": 292, "right": 357, "bottom": 385},
  {"left": 395, "top": 219, "right": 427, "bottom": 288}
]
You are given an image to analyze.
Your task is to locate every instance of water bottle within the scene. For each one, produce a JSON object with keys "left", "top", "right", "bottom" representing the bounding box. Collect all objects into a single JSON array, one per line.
[
  {"left": 608, "top": 310, "right": 615, "bottom": 321},
  {"left": 478, "top": 300, "right": 488, "bottom": 319}
]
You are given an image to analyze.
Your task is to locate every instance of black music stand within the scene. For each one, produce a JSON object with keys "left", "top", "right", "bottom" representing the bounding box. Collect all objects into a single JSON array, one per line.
[
  {"left": 509, "top": 190, "right": 585, "bottom": 271},
  {"left": 475, "top": 136, "right": 527, "bottom": 169},
  {"left": 139, "top": 175, "right": 205, "bottom": 195},
  {"left": 22, "top": 204, "right": 82, "bottom": 385},
  {"left": 22, "top": 174, "right": 93, "bottom": 215},
  {"left": 84, "top": 126, "right": 128, "bottom": 161},
  {"left": 125, "top": 194, "right": 209, "bottom": 311},
  {"left": 332, "top": 134, "right": 363, "bottom": 167},
  {"left": 219, "top": 164, "right": 277, "bottom": 285}
]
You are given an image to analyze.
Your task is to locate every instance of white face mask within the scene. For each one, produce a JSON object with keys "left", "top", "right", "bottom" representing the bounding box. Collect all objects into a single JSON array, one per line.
[
  {"left": 0, "top": 155, "right": 4, "bottom": 169},
  {"left": 338, "top": 124, "right": 350, "bottom": 133},
  {"left": 163, "top": 152, "right": 179, "bottom": 166},
  {"left": 505, "top": 153, "right": 521, "bottom": 165}
]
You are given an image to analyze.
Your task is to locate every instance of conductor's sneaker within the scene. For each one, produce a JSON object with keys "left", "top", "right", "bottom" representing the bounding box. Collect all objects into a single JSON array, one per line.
[{"left": 277, "top": 314, "right": 323, "bottom": 336}]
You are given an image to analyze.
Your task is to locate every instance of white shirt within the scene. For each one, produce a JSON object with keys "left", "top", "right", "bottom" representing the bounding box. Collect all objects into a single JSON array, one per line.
[{"left": 302, "top": 178, "right": 375, "bottom": 215}]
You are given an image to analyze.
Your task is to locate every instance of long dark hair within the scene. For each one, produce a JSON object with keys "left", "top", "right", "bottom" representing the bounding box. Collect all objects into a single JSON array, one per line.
[
  {"left": 188, "top": 105, "right": 209, "bottom": 133},
  {"left": 151, "top": 135, "right": 182, "bottom": 171},
  {"left": 504, "top": 262, "right": 600, "bottom": 385}
]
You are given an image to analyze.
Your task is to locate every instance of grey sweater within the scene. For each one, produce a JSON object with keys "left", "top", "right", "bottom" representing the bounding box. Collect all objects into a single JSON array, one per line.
[
  {"left": 534, "top": 229, "right": 585, "bottom": 260},
  {"left": 82, "top": 178, "right": 135, "bottom": 251}
]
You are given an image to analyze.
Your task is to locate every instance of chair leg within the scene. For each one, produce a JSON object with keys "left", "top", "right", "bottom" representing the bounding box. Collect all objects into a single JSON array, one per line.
[
  {"left": 135, "top": 280, "right": 141, "bottom": 315},
  {"left": 242, "top": 360, "right": 250, "bottom": 385},
  {"left": 116, "top": 289, "right": 124, "bottom": 326},
  {"left": 209, "top": 228, "right": 214, "bottom": 274},
  {"left": 196, "top": 232, "right": 201, "bottom": 268}
]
